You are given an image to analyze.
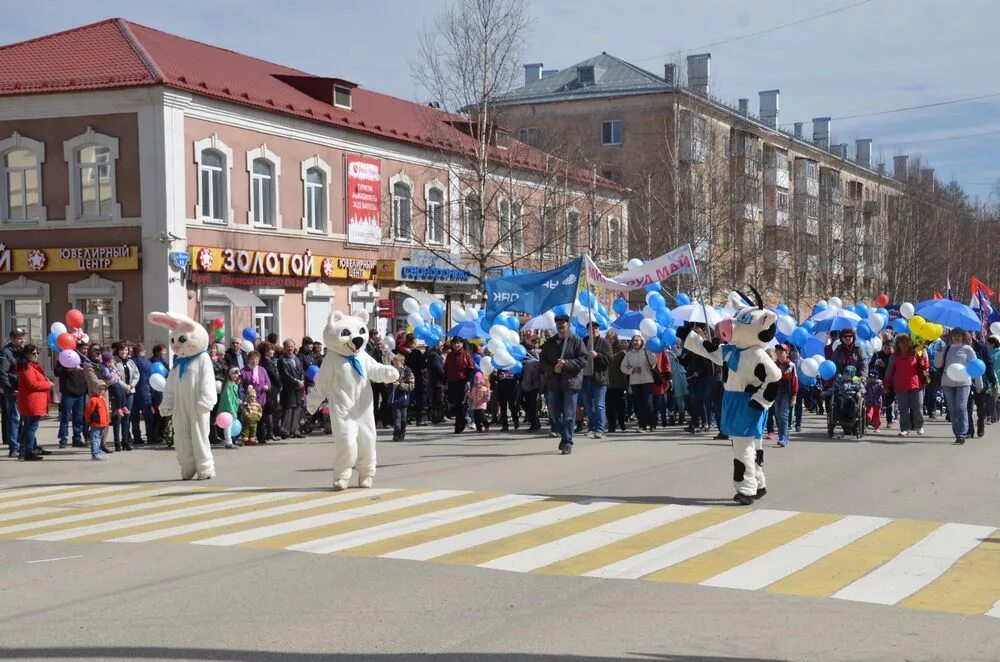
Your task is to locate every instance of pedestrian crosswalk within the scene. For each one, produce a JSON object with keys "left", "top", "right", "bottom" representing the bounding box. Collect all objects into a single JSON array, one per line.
[{"left": 1, "top": 482, "right": 999, "bottom": 618}]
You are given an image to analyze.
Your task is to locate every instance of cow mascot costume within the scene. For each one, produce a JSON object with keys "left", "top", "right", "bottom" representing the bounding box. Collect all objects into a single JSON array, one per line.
[
  {"left": 683, "top": 286, "right": 781, "bottom": 505},
  {"left": 307, "top": 310, "right": 399, "bottom": 491},
  {"left": 148, "top": 312, "right": 217, "bottom": 480}
]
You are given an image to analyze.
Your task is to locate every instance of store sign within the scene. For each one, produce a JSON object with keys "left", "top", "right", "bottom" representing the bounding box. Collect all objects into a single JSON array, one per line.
[
  {"left": 346, "top": 155, "right": 382, "bottom": 246},
  {"left": 191, "top": 247, "right": 375, "bottom": 283},
  {"left": 377, "top": 298, "right": 394, "bottom": 319},
  {"left": 376, "top": 258, "right": 476, "bottom": 284},
  {"left": 0, "top": 243, "right": 138, "bottom": 273}
]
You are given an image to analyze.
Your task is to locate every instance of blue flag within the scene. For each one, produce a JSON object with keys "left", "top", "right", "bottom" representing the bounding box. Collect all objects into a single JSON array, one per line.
[{"left": 485, "top": 257, "right": 582, "bottom": 322}]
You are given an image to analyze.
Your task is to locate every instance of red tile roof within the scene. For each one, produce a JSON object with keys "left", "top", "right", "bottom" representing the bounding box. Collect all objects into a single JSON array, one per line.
[{"left": 0, "top": 18, "right": 622, "bottom": 191}]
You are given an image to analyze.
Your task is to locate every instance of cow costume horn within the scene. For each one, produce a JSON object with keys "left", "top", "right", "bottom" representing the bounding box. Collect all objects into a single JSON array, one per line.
[{"left": 747, "top": 284, "right": 764, "bottom": 310}]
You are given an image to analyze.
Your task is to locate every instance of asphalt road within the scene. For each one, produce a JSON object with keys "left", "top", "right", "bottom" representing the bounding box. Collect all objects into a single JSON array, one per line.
[{"left": 1, "top": 410, "right": 999, "bottom": 662}]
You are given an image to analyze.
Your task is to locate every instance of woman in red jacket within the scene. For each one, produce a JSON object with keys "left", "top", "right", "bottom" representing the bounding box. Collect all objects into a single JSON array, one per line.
[
  {"left": 17, "top": 344, "right": 52, "bottom": 460},
  {"left": 885, "top": 334, "right": 929, "bottom": 437}
]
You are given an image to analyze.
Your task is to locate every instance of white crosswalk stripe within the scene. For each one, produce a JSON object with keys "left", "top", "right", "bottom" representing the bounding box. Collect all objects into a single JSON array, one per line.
[
  {"left": 0, "top": 484, "right": 139, "bottom": 509},
  {"left": 382, "top": 501, "right": 619, "bottom": 561},
  {"left": 700, "top": 515, "right": 891, "bottom": 590},
  {"left": 194, "top": 490, "right": 469, "bottom": 547},
  {"left": 585, "top": 509, "right": 797, "bottom": 579},
  {"left": 0, "top": 485, "right": 196, "bottom": 523},
  {"left": 289, "top": 494, "right": 544, "bottom": 554},
  {"left": 832, "top": 522, "right": 997, "bottom": 605},
  {"left": 479, "top": 504, "right": 706, "bottom": 572}
]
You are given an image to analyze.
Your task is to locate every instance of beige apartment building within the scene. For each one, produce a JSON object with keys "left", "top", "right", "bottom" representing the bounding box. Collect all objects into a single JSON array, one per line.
[{"left": 495, "top": 53, "right": 909, "bottom": 312}]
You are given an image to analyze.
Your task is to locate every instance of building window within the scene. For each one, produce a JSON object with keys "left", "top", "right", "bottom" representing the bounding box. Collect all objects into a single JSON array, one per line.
[
  {"left": 64, "top": 128, "right": 120, "bottom": 221},
  {"left": 334, "top": 85, "right": 353, "bottom": 109},
  {"left": 609, "top": 217, "right": 622, "bottom": 262},
  {"left": 602, "top": 120, "right": 622, "bottom": 146},
  {"left": 254, "top": 296, "right": 280, "bottom": 340},
  {"left": 392, "top": 181, "right": 412, "bottom": 240},
  {"left": 565, "top": 210, "right": 580, "bottom": 256},
  {"left": 776, "top": 250, "right": 791, "bottom": 270},
  {"left": 246, "top": 145, "right": 281, "bottom": 228},
  {"left": 194, "top": 135, "right": 233, "bottom": 224},
  {"left": 199, "top": 150, "right": 226, "bottom": 222},
  {"left": 463, "top": 194, "right": 483, "bottom": 250},
  {"left": 251, "top": 159, "right": 275, "bottom": 227},
  {"left": 0, "top": 133, "right": 46, "bottom": 224},
  {"left": 517, "top": 127, "right": 540, "bottom": 147},
  {"left": 75, "top": 297, "right": 116, "bottom": 347},
  {"left": 499, "top": 198, "right": 522, "bottom": 254},
  {"left": 426, "top": 186, "right": 445, "bottom": 244},
  {"left": 305, "top": 167, "right": 326, "bottom": 232},
  {"left": 542, "top": 208, "right": 556, "bottom": 257}
]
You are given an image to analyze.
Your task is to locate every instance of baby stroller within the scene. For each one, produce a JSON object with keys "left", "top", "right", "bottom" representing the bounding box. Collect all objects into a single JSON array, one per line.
[{"left": 824, "top": 375, "right": 866, "bottom": 439}]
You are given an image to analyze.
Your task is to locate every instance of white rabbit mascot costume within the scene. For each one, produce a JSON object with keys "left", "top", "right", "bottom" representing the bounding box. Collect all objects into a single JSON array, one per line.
[
  {"left": 307, "top": 310, "right": 399, "bottom": 491},
  {"left": 148, "top": 312, "right": 218, "bottom": 480},
  {"left": 683, "top": 286, "right": 781, "bottom": 505}
]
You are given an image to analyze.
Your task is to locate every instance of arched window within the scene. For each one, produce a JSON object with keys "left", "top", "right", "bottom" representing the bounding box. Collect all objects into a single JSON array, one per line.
[
  {"left": 499, "top": 198, "right": 523, "bottom": 254},
  {"left": 305, "top": 167, "right": 326, "bottom": 232},
  {"left": 246, "top": 145, "right": 281, "bottom": 228},
  {"left": 426, "top": 186, "right": 445, "bottom": 244},
  {"left": 2, "top": 149, "right": 40, "bottom": 222},
  {"left": 199, "top": 150, "right": 226, "bottom": 221},
  {"left": 64, "top": 127, "right": 120, "bottom": 221},
  {"left": 392, "top": 181, "right": 412, "bottom": 240},
  {"left": 463, "top": 194, "right": 483, "bottom": 250}
]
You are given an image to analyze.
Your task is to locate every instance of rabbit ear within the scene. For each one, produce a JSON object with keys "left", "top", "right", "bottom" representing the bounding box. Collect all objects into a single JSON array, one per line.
[{"left": 148, "top": 312, "right": 178, "bottom": 330}]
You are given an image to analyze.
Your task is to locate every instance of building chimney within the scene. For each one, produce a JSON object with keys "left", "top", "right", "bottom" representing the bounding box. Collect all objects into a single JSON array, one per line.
[
  {"left": 759, "top": 90, "right": 779, "bottom": 128},
  {"left": 663, "top": 63, "right": 677, "bottom": 86},
  {"left": 541, "top": 69, "right": 558, "bottom": 79},
  {"left": 738, "top": 98, "right": 749, "bottom": 115},
  {"left": 812, "top": 117, "right": 831, "bottom": 151},
  {"left": 794, "top": 122, "right": 803, "bottom": 139},
  {"left": 686, "top": 53, "right": 710, "bottom": 96},
  {"left": 834, "top": 144, "right": 848, "bottom": 159},
  {"left": 921, "top": 168, "right": 935, "bottom": 191},
  {"left": 893, "top": 155, "right": 909, "bottom": 181},
  {"left": 855, "top": 139, "right": 872, "bottom": 169},
  {"left": 523, "top": 63, "right": 543, "bottom": 86}
]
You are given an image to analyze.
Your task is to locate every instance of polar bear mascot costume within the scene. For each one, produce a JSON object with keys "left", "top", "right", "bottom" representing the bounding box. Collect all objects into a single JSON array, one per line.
[
  {"left": 307, "top": 310, "right": 399, "bottom": 491},
  {"left": 148, "top": 312, "right": 217, "bottom": 480},
  {"left": 683, "top": 286, "right": 781, "bottom": 505}
]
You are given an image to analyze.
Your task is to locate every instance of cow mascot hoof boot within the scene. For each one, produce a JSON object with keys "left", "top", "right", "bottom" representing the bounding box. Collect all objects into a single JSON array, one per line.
[
  {"left": 148, "top": 312, "right": 218, "bottom": 482},
  {"left": 754, "top": 487, "right": 767, "bottom": 500},
  {"left": 307, "top": 311, "right": 399, "bottom": 491},
  {"left": 684, "top": 286, "right": 781, "bottom": 506}
]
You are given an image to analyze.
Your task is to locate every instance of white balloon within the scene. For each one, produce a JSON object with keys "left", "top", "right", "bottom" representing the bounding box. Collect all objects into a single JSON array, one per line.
[
  {"left": 215, "top": 380, "right": 223, "bottom": 393},
  {"left": 543, "top": 311, "right": 556, "bottom": 324},
  {"left": 489, "top": 324, "right": 508, "bottom": 341},
  {"left": 777, "top": 315, "right": 796, "bottom": 336},
  {"left": 900, "top": 302, "right": 915, "bottom": 319},
  {"left": 868, "top": 311, "right": 885, "bottom": 332},
  {"left": 240, "top": 339, "right": 253, "bottom": 353},
  {"left": 810, "top": 355, "right": 826, "bottom": 366},
  {"left": 870, "top": 337, "right": 883, "bottom": 353},
  {"left": 575, "top": 307, "right": 591, "bottom": 325},
  {"left": 419, "top": 304, "right": 432, "bottom": 322},
  {"left": 406, "top": 313, "right": 423, "bottom": 329},
  {"left": 487, "top": 338, "right": 506, "bottom": 355},
  {"left": 50, "top": 322, "right": 67, "bottom": 335},
  {"left": 816, "top": 299, "right": 828, "bottom": 308},
  {"left": 383, "top": 336, "right": 396, "bottom": 350},
  {"left": 991, "top": 322, "right": 1000, "bottom": 337},
  {"left": 800, "top": 358, "right": 819, "bottom": 378},
  {"left": 451, "top": 306, "right": 465, "bottom": 322},
  {"left": 639, "top": 318, "right": 658, "bottom": 340},
  {"left": 480, "top": 356, "right": 494, "bottom": 374},
  {"left": 627, "top": 258, "right": 643, "bottom": 270},
  {"left": 946, "top": 362, "right": 968, "bottom": 382},
  {"left": 506, "top": 327, "right": 521, "bottom": 344},
  {"left": 402, "top": 298, "right": 420, "bottom": 314},
  {"left": 493, "top": 349, "right": 514, "bottom": 368},
  {"left": 150, "top": 374, "right": 167, "bottom": 392},
  {"left": 828, "top": 296, "right": 843, "bottom": 310},
  {"left": 642, "top": 305, "right": 655, "bottom": 319}
]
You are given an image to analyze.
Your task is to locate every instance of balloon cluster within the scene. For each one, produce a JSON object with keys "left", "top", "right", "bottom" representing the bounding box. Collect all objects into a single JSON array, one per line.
[
  {"left": 48, "top": 309, "right": 88, "bottom": 369},
  {"left": 215, "top": 412, "right": 243, "bottom": 438},
  {"left": 481, "top": 317, "right": 525, "bottom": 377},
  {"left": 402, "top": 297, "right": 446, "bottom": 346},
  {"left": 211, "top": 317, "right": 226, "bottom": 343},
  {"left": 907, "top": 315, "right": 944, "bottom": 343},
  {"left": 570, "top": 290, "right": 611, "bottom": 335},
  {"left": 149, "top": 361, "right": 168, "bottom": 392}
]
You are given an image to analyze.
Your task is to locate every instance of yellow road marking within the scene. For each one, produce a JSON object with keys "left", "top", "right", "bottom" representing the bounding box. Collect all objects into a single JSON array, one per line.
[
  {"left": 434, "top": 502, "right": 661, "bottom": 566},
  {"left": 645, "top": 512, "right": 842, "bottom": 584},
  {"left": 767, "top": 519, "right": 941, "bottom": 597},
  {"left": 246, "top": 491, "right": 501, "bottom": 550},
  {"left": 901, "top": 537, "right": 1000, "bottom": 614},
  {"left": 0, "top": 487, "right": 206, "bottom": 528},
  {"left": 536, "top": 506, "right": 744, "bottom": 576},
  {"left": 0, "top": 484, "right": 146, "bottom": 510}
]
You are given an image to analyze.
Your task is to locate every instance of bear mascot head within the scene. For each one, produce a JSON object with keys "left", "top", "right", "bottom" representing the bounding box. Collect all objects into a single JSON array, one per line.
[{"left": 324, "top": 310, "right": 372, "bottom": 358}]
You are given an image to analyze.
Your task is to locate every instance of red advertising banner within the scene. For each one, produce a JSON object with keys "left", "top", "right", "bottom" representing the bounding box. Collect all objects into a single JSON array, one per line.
[
  {"left": 346, "top": 155, "right": 382, "bottom": 246},
  {"left": 377, "top": 298, "right": 394, "bottom": 319}
]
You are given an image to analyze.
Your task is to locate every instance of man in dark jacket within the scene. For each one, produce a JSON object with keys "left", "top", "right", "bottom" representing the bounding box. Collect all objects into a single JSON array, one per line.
[
  {"left": 969, "top": 333, "right": 997, "bottom": 437},
  {"left": 0, "top": 327, "right": 26, "bottom": 455},
  {"left": 225, "top": 338, "right": 247, "bottom": 371},
  {"left": 444, "top": 337, "right": 474, "bottom": 433},
  {"left": 539, "top": 315, "right": 588, "bottom": 454},
  {"left": 580, "top": 321, "right": 613, "bottom": 439},
  {"left": 405, "top": 340, "right": 428, "bottom": 425},
  {"left": 426, "top": 343, "right": 446, "bottom": 417},
  {"left": 299, "top": 337, "right": 316, "bottom": 386},
  {"left": 54, "top": 344, "right": 89, "bottom": 448},
  {"left": 130, "top": 343, "right": 153, "bottom": 444},
  {"left": 277, "top": 338, "right": 305, "bottom": 438}
]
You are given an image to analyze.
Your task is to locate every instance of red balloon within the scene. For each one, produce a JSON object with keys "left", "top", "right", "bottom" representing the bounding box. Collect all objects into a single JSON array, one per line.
[
  {"left": 876, "top": 294, "right": 889, "bottom": 307},
  {"left": 56, "top": 332, "right": 77, "bottom": 351},
  {"left": 212, "top": 317, "right": 225, "bottom": 329},
  {"left": 66, "top": 309, "right": 84, "bottom": 329}
]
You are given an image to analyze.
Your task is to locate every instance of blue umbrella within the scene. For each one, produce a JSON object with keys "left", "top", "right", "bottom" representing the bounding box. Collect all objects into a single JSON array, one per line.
[
  {"left": 808, "top": 308, "right": 862, "bottom": 333},
  {"left": 914, "top": 299, "right": 938, "bottom": 312},
  {"left": 448, "top": 321, "right": 488, "bottom": 340},
  {"left": 610, "top": 310, "right": 645, "bottom": 331},
  {"left": 919, "top": 299, "right": 982, "bottom": 332}
]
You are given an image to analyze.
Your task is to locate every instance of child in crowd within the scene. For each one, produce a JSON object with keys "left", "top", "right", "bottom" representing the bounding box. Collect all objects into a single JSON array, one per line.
[
  {"left": 85, "top": 382, "right": 110, "bottom": 461},
  {"left": 390, "top": 353, "right": 415, "bottom": 441},
  {"left": 218, "top": 367, "right": 244, "bottom": 449},
  {"left": 469, "top": 372, "right": 492, "bottom": 432},
  {"left": 99, "top": 351, "right": 128, "bottom": 418},
  {"left": 773, "top": 344, "right": 798, "bottom": 448},
  {"left": 865, "top": 373, "right": 885, "bottom": 432},
  {"left": 241, "top": 388, "right": 263, "bottom": 446}
]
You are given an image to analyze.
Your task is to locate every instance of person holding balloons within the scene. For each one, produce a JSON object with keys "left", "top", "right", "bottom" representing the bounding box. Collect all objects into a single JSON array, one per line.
[
  {"left": 885, "top": 334, "right": 929, "bottom": 437},
  {"left": 965, "top": 331, "right": 996, "bottom": 438},
  {"left": 149, "top": 344, "right": 170, "bottom": 446},
  {"left": 53, "top": 337, "right": 88, "bottom": 449},
  {"left": 217, "top": 367, "right": 245, "bottom": 448},
  {"left": 934, "top": 328, "right": 983, "bottom": 444}
]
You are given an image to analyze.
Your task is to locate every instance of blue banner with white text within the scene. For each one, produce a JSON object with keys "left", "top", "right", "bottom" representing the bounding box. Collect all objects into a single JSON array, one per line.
[{"left": 484, "top": 257, "right": 583, "bottom": 322}]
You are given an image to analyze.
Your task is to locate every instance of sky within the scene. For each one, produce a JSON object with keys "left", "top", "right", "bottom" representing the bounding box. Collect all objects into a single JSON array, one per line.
[{"left": 3, "top": 0, "right": 998, "bottom": 199}]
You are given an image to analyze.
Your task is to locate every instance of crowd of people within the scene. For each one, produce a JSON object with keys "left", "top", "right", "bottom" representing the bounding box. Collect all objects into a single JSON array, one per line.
[{"left": 3, "top": 309, "right": 998, "bottom": 462}]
